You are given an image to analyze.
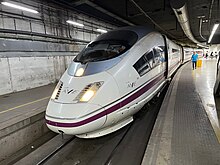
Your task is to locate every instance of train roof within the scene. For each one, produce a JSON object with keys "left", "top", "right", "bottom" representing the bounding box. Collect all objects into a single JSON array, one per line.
[
  {"left": 117, "top": 25, "right": 155, "bottom": 40},
  {"left": 94, "top": 26, "right": 155, "bottom": 46}
]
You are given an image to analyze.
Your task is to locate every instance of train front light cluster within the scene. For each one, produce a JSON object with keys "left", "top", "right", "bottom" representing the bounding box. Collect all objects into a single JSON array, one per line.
[
  {"left": 80, "top": 90, "right": 95, "bottom": 102},
  {"left": 75, "top": 82, "right": 104, "bottom": 102},
  {"left": 51, "top": 81, "right": 63, "bottom": 100}
]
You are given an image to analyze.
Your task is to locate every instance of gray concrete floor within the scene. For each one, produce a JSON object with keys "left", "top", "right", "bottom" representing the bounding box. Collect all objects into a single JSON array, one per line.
[
  {"left": 0, "top": 84, "right": 55, "bottom": 128},
  {"left": 142, "top": 59, "right": 220, "bottom": 165}
]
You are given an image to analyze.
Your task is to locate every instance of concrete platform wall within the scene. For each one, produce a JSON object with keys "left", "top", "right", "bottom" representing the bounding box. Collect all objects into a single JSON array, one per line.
[
  {"left": 0, "top": 55, "right": 74, "bottom": 95},
  {"left": 0, "top": 112, "right": 49, "bottom": 162},
  {"left": 0, "top": 0, "right": 116, "bottom": 95}
]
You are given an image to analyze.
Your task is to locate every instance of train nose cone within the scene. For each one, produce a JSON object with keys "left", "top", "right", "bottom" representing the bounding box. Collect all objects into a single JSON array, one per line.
[
  {"left": 46, "top": 100, "right": 103, "bottom": 119},
  {"left": 45, "top": 100, "right": 106, "bottom": 135}
]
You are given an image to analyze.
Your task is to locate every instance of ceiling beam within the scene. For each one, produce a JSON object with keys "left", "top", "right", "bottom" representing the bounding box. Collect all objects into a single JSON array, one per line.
[
  {"left": 129, "top": 0, "right": 176, "bottom": 39},
  {"left": 85, "top": 1, "right": 134, "bottom": 26},
  {"left": 68, "top": 0, "right": 88, "bottom": 7}
]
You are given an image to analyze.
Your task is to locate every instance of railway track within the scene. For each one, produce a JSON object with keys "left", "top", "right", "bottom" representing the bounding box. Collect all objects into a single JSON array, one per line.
[{"left": 36, "top": 136, "right": 76, "bottom": 165}]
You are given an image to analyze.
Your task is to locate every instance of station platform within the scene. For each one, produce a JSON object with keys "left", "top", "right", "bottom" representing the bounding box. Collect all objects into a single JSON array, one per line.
[
  {"left": 0, "top": 84, "right": 55, "bottom": 128},
  {"left": 0, "top": 84, "right": 55, "bottom": 163},
  {"left": 142, "top": 59, "right": 220, "bottom": 164}
]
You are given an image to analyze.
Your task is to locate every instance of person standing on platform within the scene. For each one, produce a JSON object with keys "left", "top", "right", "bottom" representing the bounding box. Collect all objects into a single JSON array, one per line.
[
  {"left": 206, "top": 52, "right": 208, "bottom": 58},
  {"left": 191, "top": 51, "right": 198, "bottom": 69},
  {"left": 215, "top": 52, "right": 218, "bottom": 59},
  {"left": 205, "top": 52, "right": 208, "bottom": 59}
]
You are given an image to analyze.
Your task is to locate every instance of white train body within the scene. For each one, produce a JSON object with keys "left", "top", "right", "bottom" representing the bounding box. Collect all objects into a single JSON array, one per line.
[
  {"left": 183, "top": 47, "right": 194, "bottom": 63},
  {"left": 46, "top": 26, "right": 184, "bottom": 138},
  {"left": 166, "top": 38, "right": 182, "bottom": 77}
]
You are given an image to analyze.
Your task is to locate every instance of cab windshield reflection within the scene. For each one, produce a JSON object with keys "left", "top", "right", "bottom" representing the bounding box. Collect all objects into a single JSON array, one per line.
[{"left": 74, "top": 40, "right": 127, "bottom": 64}]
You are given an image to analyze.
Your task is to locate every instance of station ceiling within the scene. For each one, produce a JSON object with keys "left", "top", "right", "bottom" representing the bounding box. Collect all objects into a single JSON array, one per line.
[{"left": 53, "top": 0, "right": 220, "bottom": 46}]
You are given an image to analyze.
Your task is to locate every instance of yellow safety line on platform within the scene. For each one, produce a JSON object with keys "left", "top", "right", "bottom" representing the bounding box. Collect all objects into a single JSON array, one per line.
[
  {"left": 204, "top": 107, "right": 220, "bottom": 143},
  {"left": 0, "top": 96, "right": 50, "bottom": 114}
]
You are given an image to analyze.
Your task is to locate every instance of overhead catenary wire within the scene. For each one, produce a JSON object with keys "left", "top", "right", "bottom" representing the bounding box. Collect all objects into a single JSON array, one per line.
[{"left": 129, "top": 0, "right": 176, "bottom": 39}]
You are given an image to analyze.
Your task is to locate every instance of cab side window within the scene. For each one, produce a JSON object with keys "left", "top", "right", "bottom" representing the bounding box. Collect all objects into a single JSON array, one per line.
[
  {"left": 133, "top": 45, "right": 165, "bottom": 77},
  {"left": 145, "top": 51, "right": 154, "bottom": 67},
  {"left": 133, "top": 54, "right": 151, "bottom": 76}
]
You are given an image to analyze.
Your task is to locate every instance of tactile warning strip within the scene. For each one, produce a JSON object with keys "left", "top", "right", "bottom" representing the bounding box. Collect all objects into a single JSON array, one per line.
[{"left": 171, "top": 64, "right": 220, "bottom": 164}]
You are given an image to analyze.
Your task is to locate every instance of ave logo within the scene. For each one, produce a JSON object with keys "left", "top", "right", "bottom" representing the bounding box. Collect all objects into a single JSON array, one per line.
[{"left": 62, "top": 88, "right": 78, "bottom": 95}]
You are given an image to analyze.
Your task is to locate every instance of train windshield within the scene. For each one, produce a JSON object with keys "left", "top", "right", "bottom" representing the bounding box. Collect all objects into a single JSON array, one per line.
[
  {"left": 74, "top": 30, "right": 138, "bottom": 64},
  {"left": 74, "top": 40, "right": 128, "bottom": 63}
]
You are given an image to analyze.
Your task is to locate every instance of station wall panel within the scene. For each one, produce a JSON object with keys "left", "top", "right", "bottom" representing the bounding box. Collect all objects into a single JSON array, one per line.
[
  {"left": 0, "top": 58, "right": 12, "bottom": 94},
  {"left": 2, "top": 18, "right": 14, "bottom": 30},
  {"left": 16, "top": 19, "right": 31, "bottom": 32},
  {"left": 53, "top": 56, "right": 66, "bottom": 80},
  {"left": 9, "top": 57, "right": 55, "bottom": 92},
  {"left": 0, "top": 39, "right": 80, "bottom": 52},
  {"left": 0, "top": 0, "right": 116, "bottom": 96},
  {"left": 65, "top": 56, "right": 75, "bottom": 67},
  {"left": 30, "top": 22, "right": 45, "bottom": 34},
  {"left": 0, "top": 55, "right": 76, "bottom": 95},
  {"left": 0, "top": 17, "right": 4, "bottom": 29}
]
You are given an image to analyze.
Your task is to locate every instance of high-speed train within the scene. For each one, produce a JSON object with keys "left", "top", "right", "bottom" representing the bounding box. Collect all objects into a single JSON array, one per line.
[{"left": 45, "top": 26, "right": 197, "bottom": 138}]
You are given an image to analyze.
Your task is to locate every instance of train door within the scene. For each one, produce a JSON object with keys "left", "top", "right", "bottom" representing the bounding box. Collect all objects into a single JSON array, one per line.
[
  {"left": 162, "top": 35, "right": 169, "bottom": 78},
  {"left": 181, "top": 47, "right": 184, "bottom": 63}
]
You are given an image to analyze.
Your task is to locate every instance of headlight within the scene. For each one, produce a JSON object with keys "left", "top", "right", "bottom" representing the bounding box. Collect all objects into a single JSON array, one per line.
[
  {"left": 75, "top": 68, "right": 85, "bottom": 77},
  {"left": 74, "top": 81, "right": 104, "bottom": 102},
  {"left": 80, "top": 90, "right": 95, "bottom": 102},
  {"left": 51, "top": 81, "right": 63, "bottom": 100}
]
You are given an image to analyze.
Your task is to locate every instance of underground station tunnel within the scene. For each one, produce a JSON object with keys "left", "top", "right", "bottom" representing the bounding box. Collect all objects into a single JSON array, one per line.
[{"left": 0, "top": 0, "right": 220, "bottom": 164}]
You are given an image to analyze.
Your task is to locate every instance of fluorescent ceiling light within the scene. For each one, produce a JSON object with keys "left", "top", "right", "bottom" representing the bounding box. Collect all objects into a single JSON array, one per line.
[
  {"left": 197, "top": 44, "right": 203, "bottom": 47},
  {"left": 97, "top": 29, "right": 107, "bottom": 33},
  {"left": 197, "top": 43, "right": 206, "bottom": 48},
  {"left": 1, "top": 2, "right": 38, "bottom": 14},
  {"left": 208, "top": 23, "right": 219, "bottom": 43},
  {"left": 66, "top": 20, "right": 84, "bottom": 27}
]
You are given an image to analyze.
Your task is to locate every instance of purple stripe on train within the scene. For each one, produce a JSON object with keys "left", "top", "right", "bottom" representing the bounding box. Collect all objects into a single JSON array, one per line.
[{"left": 46, "top": 73, "right": 165, "bottom": 127}]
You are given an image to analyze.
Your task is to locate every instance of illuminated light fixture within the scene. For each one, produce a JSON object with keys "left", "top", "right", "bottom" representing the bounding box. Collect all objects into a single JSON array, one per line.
[
  {"left": 51, "top": 87, "right": 59, "bottom": 100},
  {"left": 75, "top": 68, "right": 84, "bottom": 77},
  {"left": 75, "top": 82, "right": 103, "bottom": 102},
  {"left": 51, "top": 81, "right": 63, "bottom": 100},
  {"left": 197, "top": 43, "right": 208, "bottom": 48},
  {"left": 66, "top": 20, "right": 84, "bottom": 27},
  {"left": 208, "top": 23, "right": 219, "bottom": 43},
  {"left": 97, "top": 28, "right": 107, "bottom": 33},
  {"left": 80, "top": 90, "right": 95, "bottom": 102},
  {"left": 1, "top": 2, "right": 38, "bottom": 14}
]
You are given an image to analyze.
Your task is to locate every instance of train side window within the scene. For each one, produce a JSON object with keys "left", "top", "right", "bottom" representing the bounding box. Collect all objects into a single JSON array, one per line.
[
  {"left": 159, "top": 46, "right": 166, "bottom": 62},
  {"left": 154, "top": 46, "right": 165, "bottom": 64},
  {"left": 171, "top": 48, "right": 180, "bottom": 59},
  {"left": 172, "top": 48, "right": 179, "bottom": 53},
  {"left": 133, "top": 55, "right": 151, "bottom": 76},
  {"left": 153, "top": 48, "right": 161, "bottom": 65},
  {"left": 145, "top": 51, "right": 155, "bottom": 67}
]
